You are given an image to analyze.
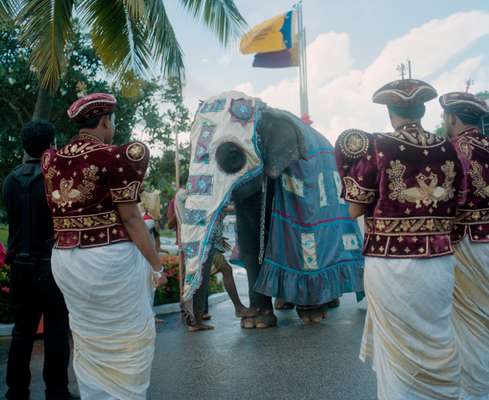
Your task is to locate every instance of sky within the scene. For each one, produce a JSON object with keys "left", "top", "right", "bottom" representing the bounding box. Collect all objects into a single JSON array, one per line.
[{"left": 164, "top": 0, "right": 489, "bottom": 143}]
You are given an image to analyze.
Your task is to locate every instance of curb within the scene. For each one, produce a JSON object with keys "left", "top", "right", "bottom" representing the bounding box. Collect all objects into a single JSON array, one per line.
[
  {"left": 0, "top": 293, "right": 229, "bottom": 337},
  {"left": 152, "top": 292, "right": 228, "bottom": 316}
]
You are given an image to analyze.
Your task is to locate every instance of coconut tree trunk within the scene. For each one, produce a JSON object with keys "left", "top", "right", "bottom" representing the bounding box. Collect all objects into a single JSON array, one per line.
[{"left": 32, "top": 88, "right": 53, "bottom": 121}]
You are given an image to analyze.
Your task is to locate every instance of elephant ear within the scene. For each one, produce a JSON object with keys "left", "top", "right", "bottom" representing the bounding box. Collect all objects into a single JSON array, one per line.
[{"left": 257, "top": 108, "right": 307, "bottom": 179}]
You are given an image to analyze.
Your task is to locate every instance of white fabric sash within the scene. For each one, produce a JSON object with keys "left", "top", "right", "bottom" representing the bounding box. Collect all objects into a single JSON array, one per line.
[
  {"left": 51, "top": 242, "right": 155, "bottom": 400},
  {"left": 454, "top": 238, "right": 489, "bottom": 400},
  {"left": 360, "top": 256, "right": 460, "bottom": 400}
]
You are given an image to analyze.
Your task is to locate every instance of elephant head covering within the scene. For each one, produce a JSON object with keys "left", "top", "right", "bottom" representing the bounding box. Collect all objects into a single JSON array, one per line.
[{"left": 181, "top": 91, "right": 266, "bottom": 316}]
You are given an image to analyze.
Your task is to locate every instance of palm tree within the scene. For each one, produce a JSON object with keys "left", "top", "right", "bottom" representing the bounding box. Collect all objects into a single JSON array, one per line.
[{"left": 8, "top": 0, "right": 246, "bottom": 120}]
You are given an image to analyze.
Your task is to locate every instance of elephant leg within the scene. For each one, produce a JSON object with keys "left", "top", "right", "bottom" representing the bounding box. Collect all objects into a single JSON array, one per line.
[
  {"left": 296, "top": 307, "right": 312, "bottom": 324},
  {"left": 235, "top": 194, "right": 273, "bottom": 312},
  {"left": 274, "top": 298, "right": 295, "bottom": 310}
]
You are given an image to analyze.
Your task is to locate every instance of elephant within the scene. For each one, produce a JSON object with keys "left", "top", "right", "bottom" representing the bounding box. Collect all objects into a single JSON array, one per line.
[
  {"left": 180, "top": 92, "right": 364, "bottom": 330},
  {"left": 215, "top": 107, "right": 362, "bottom": 328}
]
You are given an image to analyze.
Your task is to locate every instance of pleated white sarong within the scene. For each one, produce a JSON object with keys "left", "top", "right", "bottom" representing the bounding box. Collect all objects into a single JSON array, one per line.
[
  {"left": 453, "top": 238, "right": 489, "bottom": 400},
  {"left": 360, "top": 256, "right": 461, "bottom": 400},
  {"left": 52, "top": 242, "right": 156, "bottom": 400}
]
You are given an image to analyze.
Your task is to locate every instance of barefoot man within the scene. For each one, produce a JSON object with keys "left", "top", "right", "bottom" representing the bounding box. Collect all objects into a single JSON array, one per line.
[
  {"left": 335, "top": 79, "right": 464, "bottom": 399},
  {"left": 42, "top": 93, "right": 166, "bottom": 399},
  {"left": 440, "top": 91, "right": 489, "bottom": 400}
]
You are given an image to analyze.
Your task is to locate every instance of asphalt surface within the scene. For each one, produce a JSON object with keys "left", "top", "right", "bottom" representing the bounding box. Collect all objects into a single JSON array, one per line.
[{"left": 0, "top": 271, "right": 377, "bottom": 400}]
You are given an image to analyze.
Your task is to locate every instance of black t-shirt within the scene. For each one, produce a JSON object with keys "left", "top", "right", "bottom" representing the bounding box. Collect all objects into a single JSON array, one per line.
[{"left": 2, "top": 159, "right": 54, "bottom": 262}]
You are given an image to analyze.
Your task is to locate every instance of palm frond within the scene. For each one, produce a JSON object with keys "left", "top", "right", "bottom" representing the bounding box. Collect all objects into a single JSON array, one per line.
[
  {"left": 145, "top": 0, "right": 185, "bottom": 82},
  {"left": 0, "top": 1, "right": 10, "bottom": 22},
  {"left": 122, "top": 0, "right": 146, "bottom": 19},
  {"left": 179, "top": 0, "right": 247, "bottom": 46},
  {"left": 17, "top": 0, "right": 75, "bottom": 93},
  {"left": 80, "top": 0, "right": 151, "bottom": 81}
]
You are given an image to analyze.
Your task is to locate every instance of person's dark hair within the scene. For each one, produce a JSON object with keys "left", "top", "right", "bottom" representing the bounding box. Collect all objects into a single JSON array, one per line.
[
  {"left": 77, "top": 112, "right": 112, "bottom": 130},
  {"left": 21, "top": 121, "right": 56, "bottom": 158},
  {"left": 453, "top": 112, "right": 481, "bottom": 126},
  {"left": 388, "top": 104, "right": 426, "bottom": 120}
]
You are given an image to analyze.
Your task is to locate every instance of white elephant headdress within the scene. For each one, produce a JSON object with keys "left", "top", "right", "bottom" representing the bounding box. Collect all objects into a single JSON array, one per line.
[{"left": 181, "top": 91, "right": 266, "bottom": 313}]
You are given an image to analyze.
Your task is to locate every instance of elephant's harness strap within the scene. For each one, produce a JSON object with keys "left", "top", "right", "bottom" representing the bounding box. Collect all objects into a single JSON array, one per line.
[{"left": 258, "top": 176, "right": 268, "bottom": 265}]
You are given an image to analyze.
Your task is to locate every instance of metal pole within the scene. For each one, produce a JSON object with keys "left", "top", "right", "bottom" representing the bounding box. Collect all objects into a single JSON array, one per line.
[
  {"left": 174, "top": 123, "right": 181, "bottom": 189},
  {"left": 296, "top": 1, "right": 309, "bottom": 119}
]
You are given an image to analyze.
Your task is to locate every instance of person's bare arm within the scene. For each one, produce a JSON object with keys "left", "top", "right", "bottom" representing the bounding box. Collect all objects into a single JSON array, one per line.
[
  {"left": 117, "top": 202, "right": 166, "bottom": 286},
  {"left": 348, "top": 202, "right": 366, "bottom": 218}
]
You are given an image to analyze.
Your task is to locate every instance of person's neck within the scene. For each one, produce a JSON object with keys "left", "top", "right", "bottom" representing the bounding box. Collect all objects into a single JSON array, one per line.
[
  {"left": 79, "top": 130, "right": 105, "bottom": 143},
  {"left": 394, "top": 120, "right": 421, "bottom": 131},
  {"left": 454, "top": 124, "right": 479, "bottom": 137}
]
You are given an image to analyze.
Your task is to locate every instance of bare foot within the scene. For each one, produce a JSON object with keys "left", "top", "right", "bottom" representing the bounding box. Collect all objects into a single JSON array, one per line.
[
  {"left": 187, "top": 323, "right": 215, "bottom": 332},
  {"left": 202, "top": 313, "right": 212, "bottom": 321},
  {"left": 235, "top": 306, "right": 258, "bottom": 318}
]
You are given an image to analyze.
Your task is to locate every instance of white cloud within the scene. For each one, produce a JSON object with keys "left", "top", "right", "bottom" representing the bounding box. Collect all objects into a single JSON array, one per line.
[
  {"left": 218, "top": 54, "right": 232, "bottom": 66},
  {"left": 234, "top": 11, "right": 489, "bottom": 144}
]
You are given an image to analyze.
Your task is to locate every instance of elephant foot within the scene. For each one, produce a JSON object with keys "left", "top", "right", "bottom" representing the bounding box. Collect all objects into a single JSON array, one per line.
[
  {"left": 274, "top": 298, "right": 295, "bottom": 310},
  {"left": 297, "top": 307, "right": 327, "bottom": 325},
  {"left": 327, "top": 298, "right": 340, "bottom": 308},
  {"left": 236, "top": 306, "right": 259, "bottom": 319},
  {"left": 241, "top": 317, "right": 256, "bottom": 329},
  {"left": 296, "top": 308, "right": 312, "bottom": 324},
  {"left": 255, "top": 310, "right": 278, "bottom": 329},
  {"left": 310, "top": 308, "right": 326, "bottom": 324}
]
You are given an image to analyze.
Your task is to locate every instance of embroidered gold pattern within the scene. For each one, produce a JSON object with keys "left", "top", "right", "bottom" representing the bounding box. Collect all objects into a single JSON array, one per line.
[
  {"left": 366, "top": 217, "right": 453, "bottom": 236},
  {"left": 456, "top": 207, "right": 489, "bottom": 225},
  {"left": 53, "top": 211, "right": 121, "bottom": 231},
  {"left": 126, "top": 142, "right": 146, "bottom": 162},
  {"left": 469, "top": 160, "right": 489, "bottom": 198},
  {"left": 337, "top": 129, "right": 370, "bottom": 160},
  {"left": 387, "top": 160, "right": 456, "bottom": 208},
  {"left": 110, "top": 181, "right": 141, "bottom": 202},
  {"left": 343, "top": 177, "right": 376, "bottom": 204},
  {"left": 383, "top": 125, "right": 445, "bottom": 148},
  {"left": 51, "top": 165, "right": 99, "bottom": 208}
]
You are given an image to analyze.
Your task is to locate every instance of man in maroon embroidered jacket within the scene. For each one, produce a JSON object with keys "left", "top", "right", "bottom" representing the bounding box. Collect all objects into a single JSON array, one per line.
[
  {"left": 441, "top": 91, "right": 489, "bottom": 400},
  {"left": 335, "top": 79, "right": 464, "bottom": 400},
  {"left": 41, "top": 93, "right": 166, "bottom": 400}
]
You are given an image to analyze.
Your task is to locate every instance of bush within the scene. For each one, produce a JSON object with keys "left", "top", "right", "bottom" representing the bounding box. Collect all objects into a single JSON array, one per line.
[
  {"left": 154, "top": 254, "right": 224, "bottom": 306},
  {"left": 0, "top": 243, "right": 12, "bottom": 324}
]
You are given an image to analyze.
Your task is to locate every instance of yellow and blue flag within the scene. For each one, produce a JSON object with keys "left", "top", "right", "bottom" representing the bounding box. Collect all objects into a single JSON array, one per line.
[{"left": 240, "top": 10, "right": 298, "bottom": 68}]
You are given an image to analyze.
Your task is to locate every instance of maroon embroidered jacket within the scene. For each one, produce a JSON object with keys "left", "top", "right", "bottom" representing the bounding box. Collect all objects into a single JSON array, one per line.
[
  {"left": 451, "top": 127, "right": 489, "bottom": 243},
  {"left": 41, "top": 134, "right": 149, "bottom": 249},
  {"left": 335, "top": 124, "right": 465, "bottom": 258}
]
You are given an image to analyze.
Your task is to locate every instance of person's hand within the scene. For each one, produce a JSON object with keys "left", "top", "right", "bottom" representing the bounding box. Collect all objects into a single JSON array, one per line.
[{"left": 151, "top": 265, "right": 167, "bottom": 288}]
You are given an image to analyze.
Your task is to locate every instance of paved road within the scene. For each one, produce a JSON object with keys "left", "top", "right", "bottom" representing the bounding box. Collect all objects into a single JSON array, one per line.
[{"left": 0, "top": 273, "right": 377, "bottom": 399}]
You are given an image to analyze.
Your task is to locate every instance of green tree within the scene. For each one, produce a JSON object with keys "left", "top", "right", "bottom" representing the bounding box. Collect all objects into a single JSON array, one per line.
[
  {"left": 0, "top": 24, "right": 173, "bottom": 221},
  {"left": 7, "top": 0, "right": 246, "bottom": 120}
]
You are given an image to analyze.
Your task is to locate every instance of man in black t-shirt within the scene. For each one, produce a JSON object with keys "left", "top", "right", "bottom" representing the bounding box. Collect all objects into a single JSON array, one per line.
[{"left": 3, "top": 121, "right": 76, "bottom": 400}]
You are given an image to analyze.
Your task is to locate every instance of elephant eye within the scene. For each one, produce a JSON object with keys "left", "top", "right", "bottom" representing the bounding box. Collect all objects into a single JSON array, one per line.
[{"left": 216, "top": 142, "right": 246, "bottom": 175}]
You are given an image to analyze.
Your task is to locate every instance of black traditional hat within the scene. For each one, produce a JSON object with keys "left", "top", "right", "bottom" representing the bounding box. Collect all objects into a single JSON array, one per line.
[
  {"left": 439, "top": 91, "right": 489, "bottom": 120},
  {"left": 372, "top": 79, "right": 437, "bottom": 107}
]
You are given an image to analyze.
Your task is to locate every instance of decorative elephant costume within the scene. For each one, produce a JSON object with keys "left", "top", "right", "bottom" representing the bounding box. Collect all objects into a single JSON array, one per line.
[{"left": 181, "top": 91, "right": 364, "bottom": 328}]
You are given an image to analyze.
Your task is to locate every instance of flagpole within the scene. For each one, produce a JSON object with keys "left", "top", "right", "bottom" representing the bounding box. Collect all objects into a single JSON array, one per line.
[{"left": 295, "top": 1, "right": 310, "bottom": 123}]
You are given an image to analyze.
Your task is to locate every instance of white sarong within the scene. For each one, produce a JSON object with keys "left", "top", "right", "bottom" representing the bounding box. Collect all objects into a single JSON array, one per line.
[
  {"left": 453, "top": 238, "right": 489, "bottom": 400},
  {"left": 52, "top": 242, "right": 156, "bottom": 400},
  {"left": 360, "top": 256, "right": 460, "bottom": 400}
]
